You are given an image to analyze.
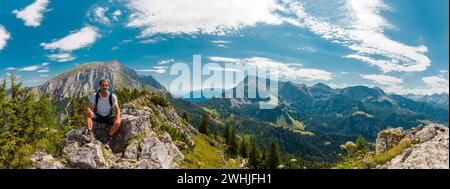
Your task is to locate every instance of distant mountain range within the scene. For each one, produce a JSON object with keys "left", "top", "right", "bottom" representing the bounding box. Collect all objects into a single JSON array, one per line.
[{"left": 404, "top": 93, "right": 449, "bottom": 109}]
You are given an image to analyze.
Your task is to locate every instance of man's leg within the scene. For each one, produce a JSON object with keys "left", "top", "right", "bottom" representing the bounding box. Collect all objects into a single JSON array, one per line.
[
  {"left": 86, "top": 112, "right": 95, "bottom": 142},
  {"left": 109, "top": 116, "right": 121, "bottom": 136}
]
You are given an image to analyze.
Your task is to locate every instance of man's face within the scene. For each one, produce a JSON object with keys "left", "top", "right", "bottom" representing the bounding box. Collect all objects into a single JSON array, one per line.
[{"left": 100, "top": 81, "right": 109, "bottom": 92}]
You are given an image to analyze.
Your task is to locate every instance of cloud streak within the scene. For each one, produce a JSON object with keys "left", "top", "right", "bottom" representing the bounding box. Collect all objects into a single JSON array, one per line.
[
  {"left": 12, "top": 0, "right": 50, "bottom": 27},
  {"left": 0, "top": 26, "right": 11, "bottom": 51},
  {"left": 125, "top": 0, "right": 284, "bottom": 37},
  {"left": 41, "top": 26, "right": 100, "bottom": 51},
  {"left": 281, "top": 0, "right": 431, "bottom": 73}
]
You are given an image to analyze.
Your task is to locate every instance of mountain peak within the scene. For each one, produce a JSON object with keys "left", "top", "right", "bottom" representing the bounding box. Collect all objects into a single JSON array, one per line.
[{"left": 36, "top": 60, "right": 164, "bottom": 100}]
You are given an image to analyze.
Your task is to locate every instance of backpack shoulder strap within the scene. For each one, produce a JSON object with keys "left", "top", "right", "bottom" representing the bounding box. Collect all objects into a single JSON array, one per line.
[
  {"left": 109, "top": 92, "right": 113, "bottom": 107},
  {"left": 94, "top": 89, "right": 101, "bottom": 113},
  {"left": 108, "top": 92, "right": 114, "bottom": 115}
]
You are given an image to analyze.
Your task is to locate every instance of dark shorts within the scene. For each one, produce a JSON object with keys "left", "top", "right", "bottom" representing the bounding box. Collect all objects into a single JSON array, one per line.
[{"left": 93, "top": 114, "right": 116, "bottom": 125}]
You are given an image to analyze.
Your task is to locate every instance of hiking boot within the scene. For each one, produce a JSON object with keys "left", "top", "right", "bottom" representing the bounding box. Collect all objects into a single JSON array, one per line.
[{"left": 86, "top": 129, "right": 94, "bottom": 143}]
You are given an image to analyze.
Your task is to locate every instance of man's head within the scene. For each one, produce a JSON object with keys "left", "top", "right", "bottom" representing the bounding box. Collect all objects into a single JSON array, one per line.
[{"left": 99, "top": 79, "right": 110, "bottom": 92}]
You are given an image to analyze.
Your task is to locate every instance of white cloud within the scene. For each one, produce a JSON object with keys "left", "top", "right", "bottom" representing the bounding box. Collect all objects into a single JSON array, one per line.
[
  {"left": 48, "top": 53, "right": 76, "bottom": 62},
  {"left": 422, "top": 76, "right": 449, "bottom": 94},
  {"left": 112, "top": 10, "right": 122, "bottom": 21},
  {"left": 297, "top": 47, "right": 316, "bottom": 53},
  {"left": 384, "top": 76, "right": 449, "bottom": 95},
  {"left": 92, "top": 7, "right": 110, "bottom": 24},
  {"left": 211, "top": 40, "right": 231, "bottom": 44},
  {"left": 37, "top": 69, "right": 50, "bottom": 73},
  {"left": 125, "top": 0, "right": 284, "bottom": 37},
  {"left": 361, "top": 74, "right": 403, "bottom": 86},
  {"left": 39, "top": 75, "right": 49, "bottom": 77},
  {"left": 209, "top": 56, "right": 241, "bottom": 63},
  {"left": 6, "top": 67, "right": 17, "bottom": 71},
  {"left": 212, "top": 40, "right": 232, "bottom": 48},
  {"left": 41, "top": 26, "right": 100, "bottom": 51},
  {"left": 18, "top": 65, "right": 40, "bottom": 71},
  {"left": 282, "top": 0, "right": 431, "bottom": 73},
  {"left": 158, "top": 59, "right": 175, "bottom": 65},
  {"left": 136, "top": 66, "right": 168, "bottom": 73},
  {"left": 0, "top": 26, "right": 11, "bottom": 51},
  {"left": 139, "top": 37, "right": 167, "bottom": 44},
  {"left": 12, "top": 0, "right": 50, "bottom": 27},
  {"left": 210, "top": 56, "right": 333, "bottom": 81}
]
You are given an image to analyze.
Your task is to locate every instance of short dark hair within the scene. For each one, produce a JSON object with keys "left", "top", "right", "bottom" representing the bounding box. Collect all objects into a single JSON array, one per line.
[{"left": 99, "top": 79, "right": 110, "bottom": 86}]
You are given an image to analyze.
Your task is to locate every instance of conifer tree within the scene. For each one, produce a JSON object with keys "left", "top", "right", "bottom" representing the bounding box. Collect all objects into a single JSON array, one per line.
[
  {"left": 198, "top": 112, "right": 210, "bottom": 135},
  {"left": 248, "top": 137, "right": 261, "bottom": 169},
  {"left": 267, "top": 141, "right": 282, "bottom": 169},
  {"left": 240, "top": 138, "right": 248, "bottom": 158}
]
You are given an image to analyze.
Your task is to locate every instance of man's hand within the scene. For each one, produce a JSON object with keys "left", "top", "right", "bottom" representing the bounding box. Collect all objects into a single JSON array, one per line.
[{"left": 86, "top": 108, "right": 94, "bottom": 118}]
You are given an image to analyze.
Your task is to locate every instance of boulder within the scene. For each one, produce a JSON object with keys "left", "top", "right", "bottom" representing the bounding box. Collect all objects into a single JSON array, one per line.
[{"left": 377, "top": 124, "right": 449, "bottom": 169}]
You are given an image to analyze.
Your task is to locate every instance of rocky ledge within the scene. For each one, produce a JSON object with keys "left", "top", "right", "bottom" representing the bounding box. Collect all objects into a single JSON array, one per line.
[{"left": 376, "top": 124, "right": 449, "bottom": 169}]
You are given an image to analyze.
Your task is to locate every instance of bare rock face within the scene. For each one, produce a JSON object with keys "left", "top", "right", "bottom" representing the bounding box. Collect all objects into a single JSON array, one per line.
[
  {"left": 375, "top": 128, "right": 405, "bottom": 153},
  {"left": 30, "top": 102, "right": 194, "bottom": 169},
  {"left": 377, "top": 124, "right": 449, "bottom": 169}
]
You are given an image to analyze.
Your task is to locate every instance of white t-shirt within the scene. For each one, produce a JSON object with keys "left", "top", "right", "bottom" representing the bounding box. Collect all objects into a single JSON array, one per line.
[{"left": 90, "top": 91, "right": 118, "bottom": 117}]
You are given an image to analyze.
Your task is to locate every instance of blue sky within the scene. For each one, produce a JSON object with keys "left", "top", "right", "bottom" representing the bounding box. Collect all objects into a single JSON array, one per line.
[{"left": 0, "top": 0, "right": 448, "bottom": 96}]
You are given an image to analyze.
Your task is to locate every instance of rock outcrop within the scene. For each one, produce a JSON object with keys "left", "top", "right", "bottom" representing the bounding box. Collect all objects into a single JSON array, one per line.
[
  {"left": 31, "top": 102, "right": 196, "bottom": 169},
  {"left": 376, "top": 124, "right": 449, "bottom": 169}
]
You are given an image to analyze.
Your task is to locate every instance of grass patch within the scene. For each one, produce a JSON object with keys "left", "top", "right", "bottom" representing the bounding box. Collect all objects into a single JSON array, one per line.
[
  {"left": 159, "top": 124, "right": 194, "bottom": 150},
  {"left": 181, "top": 134, "right": 241, "bottom": 169},
  {"left": 371, "top": 140, "right": 411, "bottom": 164}
]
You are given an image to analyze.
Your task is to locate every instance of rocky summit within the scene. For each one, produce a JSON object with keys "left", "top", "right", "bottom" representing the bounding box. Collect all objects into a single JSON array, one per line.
[
  {"left": 31, "top": 102, "right": 196, "bottom": 169},
  {"left": 376, "top": 124, "right": 449, "bottom": 169},
  {"left": 35, "top": 60, "right": 165, "bottom": 100}
]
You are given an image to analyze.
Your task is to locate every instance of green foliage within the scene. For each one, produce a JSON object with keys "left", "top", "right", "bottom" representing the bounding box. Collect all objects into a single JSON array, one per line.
[
  {"left": 248, "top": 137, "right": 261, "bottom": 169},
  {"left": 182, "top": 134, "right": 241, "bottom": 169},
  {"left": 239, "top": 139, "right": 248, "bottom": 158},
  {"left": 226, "top": 129, "right": 239, "bottom": 158},
  {"left": 63, "top": 97, "right": 89, "bottom": 133},
  {"left": 0, "top": 77, "right": 63, "bottom": 168},
  {"left": 149, "top": 94, "right": 170, "bottom": 107},
  {"left": 115, "top": 87, "right": 150, "bottom": 106},
  {"left": 159, "top": 124, "right": 194, "bottom": 151},
  {"left": 181, "top": 111, "right": 189, "bottom": 122},
  {"left": 223, "top": 122, "right": 231, "bottom": 145},
  {"left": 266, "top": 141, "right": 282, "bottom": 169},
  {"left": 198, "top": 112, "right": 211, "bottom": 135}
]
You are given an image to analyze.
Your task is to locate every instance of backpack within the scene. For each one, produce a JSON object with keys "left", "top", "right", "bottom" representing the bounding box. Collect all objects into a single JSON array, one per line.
[{"left": 94, "top": 88, "right": 114, "bottom": 116}]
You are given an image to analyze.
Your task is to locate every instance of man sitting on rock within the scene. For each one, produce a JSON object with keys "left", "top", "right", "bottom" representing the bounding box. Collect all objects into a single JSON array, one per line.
[{"left": 86, "top": 79, "right": 121, "bottom": 145}]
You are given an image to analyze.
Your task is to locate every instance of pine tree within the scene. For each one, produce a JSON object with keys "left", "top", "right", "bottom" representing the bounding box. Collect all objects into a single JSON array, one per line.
[
  {"left": 227, "top": 129, "right": 239, "bottom": 157},
  {"left": 248, "top": 137, "right": 261, "bottom": 169},
  {"left": 223, "top": 122, "right": 231, "bottom": 145},
  {"left": 260, "top": 148, "right": 267, "bottom": 169},
  {"left": 355, "top": 136, "right": 369, "bottom": 157},
  {"left": 198, "top": 112, "right": 210, "bottom": 135},
  {"left": 182, "top": 112, "right": 189, "bottom": 122},
  {"left": 240, "top": 138, "right": 248, "bottom": 158},
  {"left": 267, "top": 141, "right": 282, "bottom": 169}
]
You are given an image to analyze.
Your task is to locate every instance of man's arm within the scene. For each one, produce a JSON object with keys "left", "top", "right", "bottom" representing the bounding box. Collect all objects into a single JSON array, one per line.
[
  {"left": 114, "top": 104, "right": 121, "bottom": 123},
  {"left": 86, "top": 102, "right": 95, "bottom": 118}
]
